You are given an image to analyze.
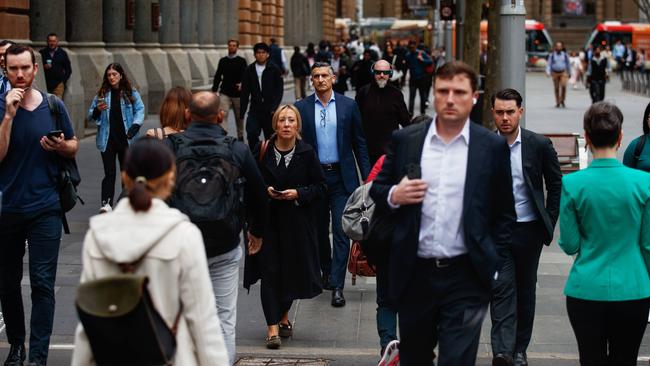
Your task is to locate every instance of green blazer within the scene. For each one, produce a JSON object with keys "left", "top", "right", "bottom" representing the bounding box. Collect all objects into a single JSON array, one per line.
[{"left": 559, "top": 158, "right": 650, "bottom": 301}]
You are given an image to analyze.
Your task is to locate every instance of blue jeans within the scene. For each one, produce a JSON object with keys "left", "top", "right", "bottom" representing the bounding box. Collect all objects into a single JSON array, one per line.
[
  {"left": 322, "top": 170, "right": 351, "bottom": 290},
  {"left": 207, "top": 245, "right": 242, "bottom": 366},
  {"left": 376, "top": 263, "right": 397, "bottom": 349},
  {"left": 0, "top": 203, "right": 61, "bottom": 362}
]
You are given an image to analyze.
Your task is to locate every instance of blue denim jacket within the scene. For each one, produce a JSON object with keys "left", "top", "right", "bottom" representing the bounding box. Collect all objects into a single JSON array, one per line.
[{"left": 88, "top": 89, "right": 145, "bottom": 152}]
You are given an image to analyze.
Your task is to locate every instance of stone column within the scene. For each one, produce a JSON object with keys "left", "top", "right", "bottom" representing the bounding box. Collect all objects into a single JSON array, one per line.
[
  {"left": 542, "top": 0, "right": 552, "bottom": 28},
  {"left": 239, "top": 0, "right": 253, "bottom": 46},
  {"left": 61, "top": 0, "right": 111, "bottom": 138},
  {"left": 596, "top": 0, "right": 605, "bottom": 23},
  {"left": 159, "top": 0, "right": 191, "bottom": 89},
  {"left": 250, "top": 0, "right": 263, "bottom": 44},
  {"left": 103, "top": 0, "right": 149, "bottom": 112},
  {"left": 179, "top": 0, "right": 209, "bottom": 87},
  {"left": 198, "top": 0, "right": 219, "bottom": 77},
  {"left": 276, "top": 0, "right": 285, "bottom": 46},
  {"left": 135, "top": 0, "right": 172, "bottom": 111},
  {"left": 214, "top": 0, "right": 229, "bottom": 45},
  {"left": 30, "top": 0, "right": 66, "bottom": 43},
  {"left": 227, "top": 0, "right": 240, "bottom": 41}
]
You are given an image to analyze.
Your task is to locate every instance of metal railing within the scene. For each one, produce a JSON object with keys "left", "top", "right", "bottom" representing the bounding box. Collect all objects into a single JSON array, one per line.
[{"left": 620, "top": 69, "right": 650, "bottom": 95}]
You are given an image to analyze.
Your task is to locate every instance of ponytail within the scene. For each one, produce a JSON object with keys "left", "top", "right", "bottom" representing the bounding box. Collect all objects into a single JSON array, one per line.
[{"left": 128, "top": 176, "right": 152, "bottom": 212}]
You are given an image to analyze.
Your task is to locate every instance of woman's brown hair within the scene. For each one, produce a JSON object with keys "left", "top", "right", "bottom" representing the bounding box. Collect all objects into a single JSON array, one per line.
[
  {"left": 123, "top": 138, "right": 175, "bottom": 212},
  {"left": 159, "top": 86, "right": 192, "bottom": 131}
]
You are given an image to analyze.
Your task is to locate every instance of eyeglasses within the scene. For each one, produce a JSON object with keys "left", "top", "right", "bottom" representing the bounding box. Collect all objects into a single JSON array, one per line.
[
  {"left": 320, "top": 109, "right": 327, "bottom": 128},
  {"left": 373, "top": 70, "right": 392, "bottom": 76}
]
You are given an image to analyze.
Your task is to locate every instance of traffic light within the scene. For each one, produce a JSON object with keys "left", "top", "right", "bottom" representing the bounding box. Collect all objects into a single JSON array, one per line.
[{"left": 440, "top": 0, "right": 455, "bottom": 21}]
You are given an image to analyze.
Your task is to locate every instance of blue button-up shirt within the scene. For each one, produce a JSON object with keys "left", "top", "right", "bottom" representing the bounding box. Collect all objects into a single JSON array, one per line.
[
  {"left": 314, "top": 93, "right": 339, "bottom": 164},
  {"left": 499, "top": 127, "right": 538, "bottom": 222},
  {"left": 0, "top": 74, "right": 11, "bottom": 95}
]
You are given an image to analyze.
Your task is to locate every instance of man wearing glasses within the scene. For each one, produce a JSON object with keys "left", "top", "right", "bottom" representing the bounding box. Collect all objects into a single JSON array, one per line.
[
  {"left": 356, "top": 59, "right": 411, "bottom": 166},
  {"left": 294, "top": 62, "right": 371, "bottom": 307}
]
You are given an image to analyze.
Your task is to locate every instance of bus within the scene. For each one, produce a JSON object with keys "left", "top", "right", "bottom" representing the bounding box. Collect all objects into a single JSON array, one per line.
[{"left": 584, "top": 21, "right": 650, "bottom": 53}]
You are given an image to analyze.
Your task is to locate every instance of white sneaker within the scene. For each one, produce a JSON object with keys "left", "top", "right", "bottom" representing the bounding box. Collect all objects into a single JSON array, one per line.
[
  {"left": 378, "top": 339, "right": 400, "bottom": 366},
  {"left": 99, "top": 201, "right": 112, "bottom": 214}
]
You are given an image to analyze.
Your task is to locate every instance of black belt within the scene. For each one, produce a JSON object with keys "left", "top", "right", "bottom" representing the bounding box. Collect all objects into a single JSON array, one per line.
[
  {"left": 321, "top": 163, "right": 340, "bottom": 172},
  {"left": 417, "top": 254, "right": 470, "bottom": 269}
]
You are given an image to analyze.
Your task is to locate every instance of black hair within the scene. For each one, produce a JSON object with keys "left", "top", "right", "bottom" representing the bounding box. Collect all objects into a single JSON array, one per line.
[
  {"left": 4, "top": 43, "right": 36, "bottom": 65},
  {"left": 643, "top": 101, "right": 650, "bottom": 135},
  {"left": 0, "top": 40, "right": 14, "bottom": 48},
  {"left": 491, "top": 88, "right": 523, "bottom": 108},
  {"left": 97, "top": 62, "right": 135, "bottom": 104},
  {"left": 124, "top": 138, "right": 175, "bottom": 212},
  {"left": 583, "top": 101, "right": 623, "bottom": 148},
  {"left": 47, "top": 33, "right": 58, "bottom": 39}
]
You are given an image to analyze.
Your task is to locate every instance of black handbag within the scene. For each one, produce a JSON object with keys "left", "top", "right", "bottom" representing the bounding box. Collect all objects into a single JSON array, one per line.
[
  {"left": 75, "top": 236, "right": 182, "bottom": 366},
  {"left": 46, "top": 94, "right": 84, "bottom": 233}
]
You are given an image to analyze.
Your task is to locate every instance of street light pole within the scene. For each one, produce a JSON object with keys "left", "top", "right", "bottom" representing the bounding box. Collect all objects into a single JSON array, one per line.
[
  {"left": 445, "top": 20, "right": 453, "bottom": 62},
  {"left": 499, "top": 0, "right": 526, "bottom": 127},
  {"left": 455, "top": 0, "right": 465, "bottom": 61}
]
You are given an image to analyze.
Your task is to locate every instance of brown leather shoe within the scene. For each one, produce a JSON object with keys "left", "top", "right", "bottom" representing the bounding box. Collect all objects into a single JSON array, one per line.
[{"left": 265, "top": 335, "right": 281, "bottom": 349}]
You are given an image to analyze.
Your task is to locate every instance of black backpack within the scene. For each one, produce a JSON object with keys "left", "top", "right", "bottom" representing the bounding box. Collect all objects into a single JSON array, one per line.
[{"left": 168, "top": 134, "right": 245, "bottom": 237}]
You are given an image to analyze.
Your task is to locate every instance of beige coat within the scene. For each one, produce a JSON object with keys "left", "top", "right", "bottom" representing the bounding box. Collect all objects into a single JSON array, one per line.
[{"left": 71, "top": 199, "right": 229, "bottom": 366}]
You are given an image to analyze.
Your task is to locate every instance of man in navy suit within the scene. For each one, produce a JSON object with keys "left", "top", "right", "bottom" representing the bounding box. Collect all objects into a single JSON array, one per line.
[
  {"left": 295, "top": 62, "right": 370, "bottom": 307},
  {"left": 370, "top": 61, "right": 515, "bottom": 365}
]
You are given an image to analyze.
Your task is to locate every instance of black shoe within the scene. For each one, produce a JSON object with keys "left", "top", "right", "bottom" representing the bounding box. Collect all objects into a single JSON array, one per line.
[
  {"left": 555, "top": 103, "right": 560, "bottom": 108},
  {"left": 514, "top": 352, "right": 528, "bottom": 366},
  {"left": 561, "top": 102, "right": 566, "bottom": 108},
  {"left": 492, "top": 353, "right": 514, "bottom": 366},
  {"left": 321, "top": 274, "right": 332, "bottom": 291},
  {"left": 4, "top": 343, "right": 26, "bottom": 366},
  {"left": 331, "top": 288, "right": 346, "bottom": 307}
]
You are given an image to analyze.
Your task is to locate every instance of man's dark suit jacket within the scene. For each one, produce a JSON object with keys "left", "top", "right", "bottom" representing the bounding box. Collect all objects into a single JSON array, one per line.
[
  {"left": 240, "top": 61, "right": 284, "bottom": 117},
  {"left": 295, "top": 93, "right": 371, "bottom": 193},
  {"left": 370, "top": 119, "right": 516, "bottom": 302},
  {"left": 519, "top": 128, "right": 562, "bottom": 244}
]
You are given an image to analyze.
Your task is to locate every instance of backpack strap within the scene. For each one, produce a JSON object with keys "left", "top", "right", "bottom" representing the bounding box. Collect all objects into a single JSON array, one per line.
[
  {"left": 258, "top": 139, "right": 270, "bottom": 162},
  {"left": 633, "top": 134, "right": 647, "bottom": 168},
  {"left": 45, "top": 93, "right": 72, "bottom": 233}
]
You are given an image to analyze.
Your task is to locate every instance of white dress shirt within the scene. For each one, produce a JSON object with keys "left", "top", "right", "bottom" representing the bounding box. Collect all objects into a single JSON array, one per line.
[
  {"left": 255, "top": 63, "right": 266, "bottom": 90},
  {"left": 331, "top": 57, "right": 341, "bottom": 74},
  {"left": 499, "top": 128, "right": 538, "bottom": 222}
]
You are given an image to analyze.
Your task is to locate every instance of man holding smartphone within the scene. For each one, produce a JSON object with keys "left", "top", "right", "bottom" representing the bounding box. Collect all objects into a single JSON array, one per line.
[
  {"left": 370, "top": 61, "right": 515, "bottom": 365},
  {"left": 0, "top": 44, "right": 78, "bottom": 366}
]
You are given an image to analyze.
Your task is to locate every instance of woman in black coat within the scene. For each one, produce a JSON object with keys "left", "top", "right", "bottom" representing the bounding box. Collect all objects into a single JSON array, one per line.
[{"left": 247, "top": 104, "right": 326, "bottom": 349}]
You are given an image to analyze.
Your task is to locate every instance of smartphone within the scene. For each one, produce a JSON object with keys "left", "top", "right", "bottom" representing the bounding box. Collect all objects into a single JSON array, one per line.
[
  {"left": 406, "top": 163, "right": 421, "bottom": 179},
  {"left": 47, "top": 130, "right": 63, "bottom": 140},
  {"left": 270, "top": 188, "right": 284, "bottom": 195}
]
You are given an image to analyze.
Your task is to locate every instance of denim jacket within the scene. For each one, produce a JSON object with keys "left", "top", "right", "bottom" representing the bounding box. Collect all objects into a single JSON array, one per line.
[{"left": 88, "top": 89, "right": 145, "bottom": 152}]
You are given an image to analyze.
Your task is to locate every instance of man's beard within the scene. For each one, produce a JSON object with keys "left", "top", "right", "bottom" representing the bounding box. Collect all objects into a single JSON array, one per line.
[{"left": 376, "top": 79, "right": 388, "bottom": 88}]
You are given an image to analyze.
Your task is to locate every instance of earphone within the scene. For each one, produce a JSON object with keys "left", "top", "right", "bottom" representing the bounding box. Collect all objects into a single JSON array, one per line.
[
  {"left": 370, "top": 61, "right": 393, "bottom": 77},
  {"left": 472, "top": 98, "right": 477, "bottom": 105}
]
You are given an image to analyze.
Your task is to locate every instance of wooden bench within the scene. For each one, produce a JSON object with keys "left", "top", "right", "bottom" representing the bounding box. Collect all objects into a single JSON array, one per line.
[{"left": 544, "top": 133, "right": 583, "bottom": 174}]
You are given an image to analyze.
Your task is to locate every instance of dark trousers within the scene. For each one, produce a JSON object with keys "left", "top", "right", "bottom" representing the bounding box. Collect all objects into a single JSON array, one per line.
[
  {"left": 316, "top": 169, "right": 350, "bottom": 290},
  {"left": 408, "top": 77, "right": 429, "bottom": 116},
  {"left": 0, "top": 204, "right": 61, "bottom": 362},
  {"left": 260, "top": 273, "right": 293, "bottom": 326},
  {"left": 566, "top": 296, "right": 650, "bottom": 366},
  {"left": 398, "top": 256, "right": 489, "bottom": 366},
  {"left": 375, "top": 262, "right": 397, "bottom": 349},
  {"left": 490, "top": 220, "right": 545, "bottom": 356},
  {"left": 590, "top": 79, "right": 606, "bottom": 104},
  {"left": 246, "top": 110, "right": 274, "bottom": 150},
  {"left": 100, "top": 139, "right": 127, "bottom": 205}
]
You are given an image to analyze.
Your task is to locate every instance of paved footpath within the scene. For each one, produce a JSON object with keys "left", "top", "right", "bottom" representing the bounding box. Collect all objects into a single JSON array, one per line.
[{"left": 1, "top": 73, "right": 650, "bottom": 365}]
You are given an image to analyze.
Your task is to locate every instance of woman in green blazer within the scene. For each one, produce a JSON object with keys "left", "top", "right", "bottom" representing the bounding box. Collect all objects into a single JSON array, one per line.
[
  {"left": 622, "top": 101, "right": 650, "bottom": 171},
  {"left": 559, "top": 102, "right": 650, "bottom": 365}
]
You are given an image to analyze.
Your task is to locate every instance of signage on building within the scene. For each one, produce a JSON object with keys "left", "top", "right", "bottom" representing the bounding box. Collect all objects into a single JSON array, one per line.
[
  {"left": 563, "top": 0, "right": 585, "bottom": 16},
  {"left": 126, "top": 0, "right": 135, "bottom": 29},
  {"left": 407, "top": 0, "right": 433, "bottom": 10},
  {"left": 152, "top": 3, "right": 161, "bottom": 31}
]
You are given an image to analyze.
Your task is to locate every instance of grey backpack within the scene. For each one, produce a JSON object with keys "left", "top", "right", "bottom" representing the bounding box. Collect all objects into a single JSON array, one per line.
[{"left": 341, "top": 182, "right": 374, "bottom": 241}]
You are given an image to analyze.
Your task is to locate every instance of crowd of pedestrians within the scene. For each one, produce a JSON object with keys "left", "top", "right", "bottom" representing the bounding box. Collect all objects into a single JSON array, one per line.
[{"left": 0, "top": 36, "right": 649, "bottom": 366}]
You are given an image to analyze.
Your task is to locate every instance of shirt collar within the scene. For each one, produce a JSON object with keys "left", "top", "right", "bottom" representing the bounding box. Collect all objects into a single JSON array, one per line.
[
  {"left": 497, "top": 126, "right": 521, "bottom": 148},
  {"left": 314, "top": 92, "right": 336, "bottom": 106},
  {"left": 430, "top": 115, "right": 470, "bottom": 145}
]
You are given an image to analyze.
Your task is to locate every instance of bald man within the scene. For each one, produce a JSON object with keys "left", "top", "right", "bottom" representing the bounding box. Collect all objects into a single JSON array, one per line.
[
  {"left": 355, "top": 59, "right": 411, "bottom": 165},
  {"left": 166, "top": 91, "right": 268, "bottom": 365}
]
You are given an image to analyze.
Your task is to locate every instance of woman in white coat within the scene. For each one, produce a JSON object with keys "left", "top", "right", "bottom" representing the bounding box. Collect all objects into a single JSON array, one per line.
[{"left": 72, "top": 138, "right": 229, "bottom": 365}]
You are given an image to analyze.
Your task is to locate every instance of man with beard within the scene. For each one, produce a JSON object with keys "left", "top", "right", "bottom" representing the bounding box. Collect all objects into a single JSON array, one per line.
[{"left": 356, "top": 59, "right": 411, "bottom": 165}]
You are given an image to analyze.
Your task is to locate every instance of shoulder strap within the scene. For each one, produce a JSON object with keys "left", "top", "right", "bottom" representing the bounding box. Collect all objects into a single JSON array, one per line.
[
  {"left": 633, "top": 134, "right": 647, "bottom": 168},
  {"left": 46, "top": 93, "right": 62, "bottom": 130},
  {"left": 258, "top": 139, "right": 270, "bottom": 162}
]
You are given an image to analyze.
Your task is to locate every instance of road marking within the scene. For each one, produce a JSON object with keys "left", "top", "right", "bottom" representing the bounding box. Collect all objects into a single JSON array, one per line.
[{"left": 0, "top": 312, "right": 4, "bottom": 334}]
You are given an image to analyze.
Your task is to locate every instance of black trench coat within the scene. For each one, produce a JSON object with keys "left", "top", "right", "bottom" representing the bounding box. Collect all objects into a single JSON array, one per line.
[{"left": 244, "top": 139, "right": 326, "bottom": 301}]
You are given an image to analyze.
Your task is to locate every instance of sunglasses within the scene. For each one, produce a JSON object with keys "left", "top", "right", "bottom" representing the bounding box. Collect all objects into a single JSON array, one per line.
[{"left": 373, "top": 70, "right": 392, "bottom": 76}]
